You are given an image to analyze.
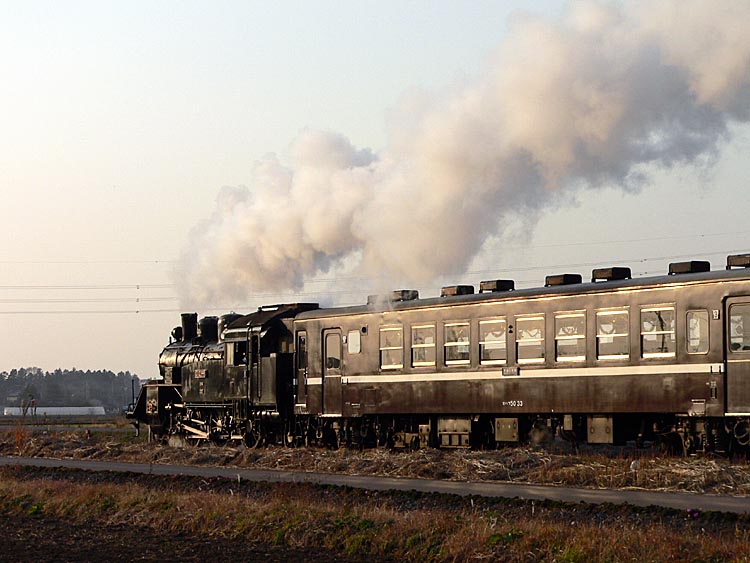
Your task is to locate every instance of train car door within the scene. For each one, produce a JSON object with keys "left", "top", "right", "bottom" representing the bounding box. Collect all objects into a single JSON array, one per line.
[
  {"left": 323, "top": 329, "right": 343, "bottom": 415},
  {"left": 725, "top": 298, "right": 750, "bottom": 413},
  {"left": 295, "top": 331, "right": 307, "bottom": 406},
  {"left": 250, "top": 331, "right": 261, "bottom": 400}
]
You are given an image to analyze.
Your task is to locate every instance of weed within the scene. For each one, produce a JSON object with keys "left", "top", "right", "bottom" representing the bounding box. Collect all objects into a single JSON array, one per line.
[
  {"left": 558, "top": 546, "right": 587, "bottom": 563},
  {"left": 405, "top": 533, "right": 422, "bottom": 550},
  {"left": 343, "top": 532, "right": 372, "bottom": 557},
  {"left": 11, "top": 494, "right": 33, "bottom": 509},
  {"left": 12, "top": 426, "right": 30, "bottom": 454},
  {"left": 333, "top": 514, "right": 377, "bottom": 533},
  {"left": 271, "top": 528, "right": 285, "bottom": 546},
  {"left": 487, "top": 528, "right": 524, "bottom": 547},
  {"left": 101, "top": 496, "right": 117, "bottom": 511},
  {"left": 26, "top": 502, "right": 44, "bottom": 516}
]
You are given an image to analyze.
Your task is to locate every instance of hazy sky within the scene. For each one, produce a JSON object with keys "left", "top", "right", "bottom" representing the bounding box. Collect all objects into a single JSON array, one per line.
[{"left": 2, "top": 1, "right": 749, "bottom": 379}]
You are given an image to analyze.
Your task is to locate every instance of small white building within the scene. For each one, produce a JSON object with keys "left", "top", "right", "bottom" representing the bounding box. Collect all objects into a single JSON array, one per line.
[{"left": 3, "top": 406, "right": 106, "bottom": 416}]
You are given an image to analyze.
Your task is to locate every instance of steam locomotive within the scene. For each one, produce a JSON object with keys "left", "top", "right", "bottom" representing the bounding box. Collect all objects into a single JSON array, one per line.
[{"left": 128, "top": 254, "right": 750, "bottom": 454}]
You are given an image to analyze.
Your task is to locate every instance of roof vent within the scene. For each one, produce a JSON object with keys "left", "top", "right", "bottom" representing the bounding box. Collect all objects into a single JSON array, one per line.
[
  {"left": 367, "top": 289, "right": 419, "bottom": 305},
  {"left": 727, "top": 254, "right": 750, "bottom": 269},
  {"left": 668, "top": 261, "right": 710, "bottom": 275},
  {"left": 441, "top": 285, "right": 474, "bottom": 297},
  {"left": 479, "top": 279, "right": 515, "bottom": 293},
  {"left": 545, "top": 274, "right": 582, "bottom": 287},
  {"left": 591, "top": 267, "right": 632, "bottom": 282}
]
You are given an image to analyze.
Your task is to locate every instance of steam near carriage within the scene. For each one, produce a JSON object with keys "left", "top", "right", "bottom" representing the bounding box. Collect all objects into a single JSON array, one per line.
[{"left": 130, "top": 253, "right": 750, "bottom": 455}]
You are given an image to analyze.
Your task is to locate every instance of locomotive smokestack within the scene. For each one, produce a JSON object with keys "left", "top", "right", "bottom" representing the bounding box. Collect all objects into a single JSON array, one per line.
[
  {"left": 198, "top": 316, "right": 219, "bottom": 342},
  {"left": 181, "top": 313, "right": 198, "bottom": 342}
]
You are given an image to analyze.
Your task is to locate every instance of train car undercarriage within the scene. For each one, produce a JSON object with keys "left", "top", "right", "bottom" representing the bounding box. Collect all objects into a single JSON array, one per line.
[{"left": 140, "top": 398, "right": 750, "bottom": 457}]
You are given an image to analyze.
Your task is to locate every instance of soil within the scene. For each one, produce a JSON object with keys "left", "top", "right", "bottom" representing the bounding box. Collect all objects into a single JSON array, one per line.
[
  {"left": 1, "top": 464, "right": 747, "bottom": 563},
  {"left": 0, "top": 511, "right": 385, "bottom": 563}
]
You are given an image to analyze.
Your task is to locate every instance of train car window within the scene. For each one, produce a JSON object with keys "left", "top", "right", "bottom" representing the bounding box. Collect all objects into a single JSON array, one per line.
[
  {"left": 444, "top": 322, "right": 470, "bottom": 365},
  {"left": 479, "top": 318, "right": 507, "bottom": 365},
  {"left": 347, "top": 330, "right": 361, "bottom": 354},
  {"left": 729, "top": 304, "right": 750, "bottom": 352},
  {"left": 516, "top": 316, "right": 545, "bottom": 364},
  {"left": 324, "top": 332, "right": 341, "bottom": 373},
  {"left": 596, "top": 310, "right": 629, "bottom": 360},
  {"left": 227, "top": 341, "right": 248, "bottom": 366},
  {"left": 412, "top": 324, "right": 436, "bottom": 367},
  {"left": 641, "top": 306, "right": 676, "bottom": 358},
  {"left": 379, "top": 326, "right": 403, "bottom": 369},
  {"left": 555, "top": 312, "right": 586, "bottom": 362},
  {"left": 686, "top": 310, "right": 709, "bottom": 354},
  {"left": 297, "top": 333, "right": 307, "bottom": 370}
]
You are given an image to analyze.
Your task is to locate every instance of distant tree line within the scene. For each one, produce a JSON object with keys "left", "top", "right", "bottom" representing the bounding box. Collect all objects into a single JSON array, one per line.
[{"left": 0, "top": 367, "right": 140, "bottom": 414}]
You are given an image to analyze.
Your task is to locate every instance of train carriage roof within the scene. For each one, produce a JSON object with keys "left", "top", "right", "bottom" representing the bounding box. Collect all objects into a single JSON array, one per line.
[{"left": 294, "top": 267, "right": 750, "bottom": 320}]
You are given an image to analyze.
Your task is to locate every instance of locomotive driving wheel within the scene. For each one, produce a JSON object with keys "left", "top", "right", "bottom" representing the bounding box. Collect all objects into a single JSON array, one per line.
[{"left": 243, "top": 420, "right": 263, "bottom": 449}]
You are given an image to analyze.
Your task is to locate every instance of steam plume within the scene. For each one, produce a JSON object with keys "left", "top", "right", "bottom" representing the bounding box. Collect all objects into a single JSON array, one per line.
[{"left": 176, "top": 0, "right": 750, "bottom": 306}]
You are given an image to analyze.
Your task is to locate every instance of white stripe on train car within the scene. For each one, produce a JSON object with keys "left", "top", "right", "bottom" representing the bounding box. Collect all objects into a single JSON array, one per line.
[{"left": 334, "top": 363, "right": 723, "bottom": 385}]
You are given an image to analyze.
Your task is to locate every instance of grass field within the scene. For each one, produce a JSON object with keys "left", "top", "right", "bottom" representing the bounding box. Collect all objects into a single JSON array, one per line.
[{"left": 1, "top": 465, "right": 749, "bottom": 562}]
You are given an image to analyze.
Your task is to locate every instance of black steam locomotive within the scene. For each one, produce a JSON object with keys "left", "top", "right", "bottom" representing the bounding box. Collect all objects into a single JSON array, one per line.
[{"left": 128, "top": 254, "right": 750, "bottom": 454}]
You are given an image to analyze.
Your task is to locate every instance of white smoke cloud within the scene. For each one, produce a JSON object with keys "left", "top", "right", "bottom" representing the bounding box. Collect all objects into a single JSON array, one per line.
[{"left": 176, "top": 0, "right": 750, "bottom": 307}]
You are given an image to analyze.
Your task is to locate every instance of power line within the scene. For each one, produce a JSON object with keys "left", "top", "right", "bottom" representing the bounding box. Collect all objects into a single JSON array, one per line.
[
  {"left": 0, "top": 297, "right": 177, "bottom": 304},
  {"left": 0, "top": 247, "right": 746, "bottom": 314},
  {"left": 0, "top": 309, "right": 181, "bottom": 315},
  {"left": 1, "top": 229, "right": 746, "bottom": 270},
  {"left": 0, "top": 259, "right": 176, "bottom": 265},
  {"left": 0, "top": 284, "right": 173, "bottom": 291},
  {"left": 0, "top": 246, "right": 741, "bottom": 292}
]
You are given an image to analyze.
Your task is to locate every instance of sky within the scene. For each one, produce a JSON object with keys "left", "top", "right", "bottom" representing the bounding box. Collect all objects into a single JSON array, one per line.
[{"left": 1, "top": 1, "right": 749, "bottom": 380}]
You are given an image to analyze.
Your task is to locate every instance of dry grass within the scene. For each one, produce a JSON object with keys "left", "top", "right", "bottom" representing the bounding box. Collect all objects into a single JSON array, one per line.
[
  {"left": 0, "top": 465, "right": 749, "bottom": 563},
  {"left": 11, "top": 425, "right": 30, "bottom": 455},
  {"left": 2, "top": 428, "right": 750, "bottom": 496}
]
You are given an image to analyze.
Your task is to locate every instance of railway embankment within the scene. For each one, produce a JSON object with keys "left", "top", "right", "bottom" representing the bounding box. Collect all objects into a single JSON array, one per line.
[
  {"left": 2, "top": 427, "right": 750, "bottom": 561},
  {"left": 2, "top": 426, "right": 750, "bottom": 496}
]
